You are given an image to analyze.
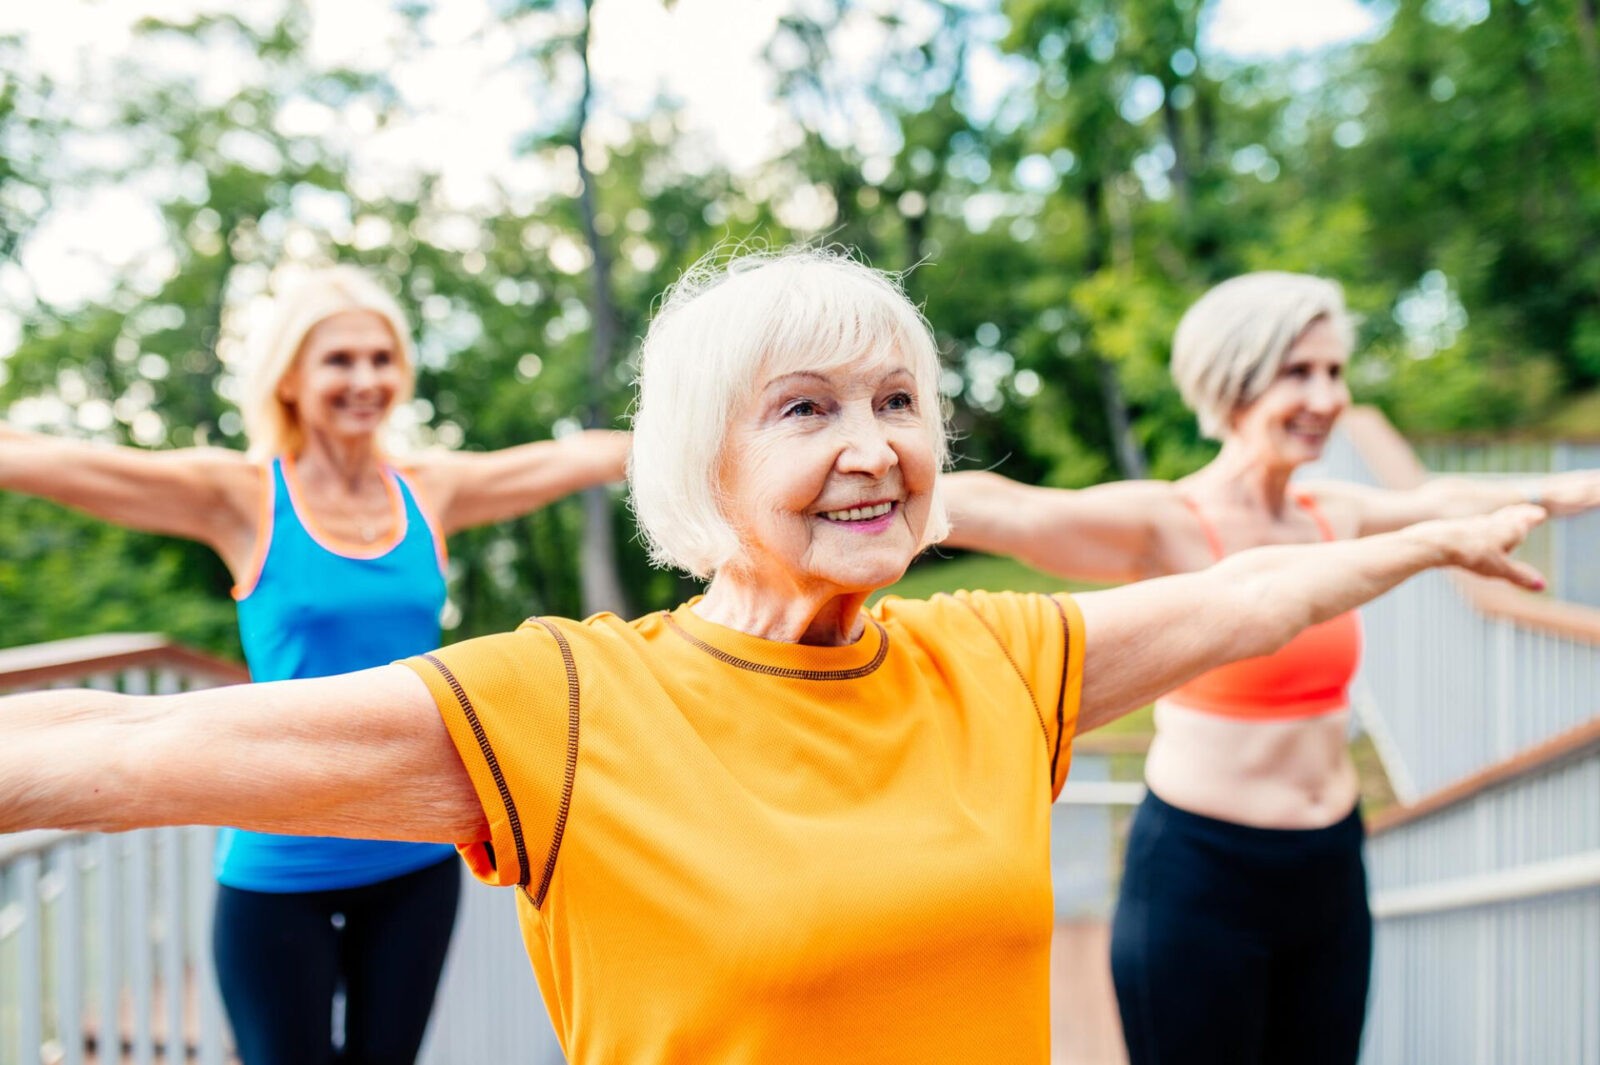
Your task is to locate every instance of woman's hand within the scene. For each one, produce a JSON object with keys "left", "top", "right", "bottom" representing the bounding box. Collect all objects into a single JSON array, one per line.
[
  {"left": 1528, "top": 470, "right": 1600, "bottom": 519},
  {"left": 1399, "top": 503, "right": 1548, "bottom": 590}
]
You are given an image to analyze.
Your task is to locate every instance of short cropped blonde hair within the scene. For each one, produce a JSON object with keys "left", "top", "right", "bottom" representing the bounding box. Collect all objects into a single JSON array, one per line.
[
  {"left": 1171, "top": 272, "right": 1353, "bottom": 439},
  {"left": 630, "top": 247, "right": 951, "bottom": 578},
  {"left": 243, "top": 266, "right": 416, "bottom": 459}
]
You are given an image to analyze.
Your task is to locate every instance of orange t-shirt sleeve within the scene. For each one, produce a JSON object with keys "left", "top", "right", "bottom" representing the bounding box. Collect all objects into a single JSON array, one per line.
[
  {"left": 949, "top": 589, "right": 1086, "bottom": 799},
  {"left": 399, "top": 623, "right": 578, "bottom": 893}
]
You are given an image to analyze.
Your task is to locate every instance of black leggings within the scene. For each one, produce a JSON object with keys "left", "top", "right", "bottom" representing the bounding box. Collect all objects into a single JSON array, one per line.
[
  {"left": 1110, "top": 790, "right": 1372, "bottom": 1065},
  {"left": 212, "top": 856, "right": 461, "bottom": 1065}
]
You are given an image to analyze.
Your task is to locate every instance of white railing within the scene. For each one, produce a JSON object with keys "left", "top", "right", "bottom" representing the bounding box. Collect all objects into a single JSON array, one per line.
[
  {"left": 1313, "top": 412, "right": 1600, "bottom": 798},
  {"left": 1312, "top": 410, "right": 1600, "bottom": 1065}
]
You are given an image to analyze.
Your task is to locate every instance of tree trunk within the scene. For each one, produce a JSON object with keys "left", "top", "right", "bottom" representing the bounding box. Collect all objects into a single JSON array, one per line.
[
  {"left": 574, "top": 0, "right": 629, "bottom": 617},
  {"left": 1160, "top": 85, "right": 1191, "bottom": 220},
  {"left": 1081, "top": 175, "right": 1148, "bottom": 480},
  {"left": 1577, "top": 0, "right": 1600, "bottom": 151}
]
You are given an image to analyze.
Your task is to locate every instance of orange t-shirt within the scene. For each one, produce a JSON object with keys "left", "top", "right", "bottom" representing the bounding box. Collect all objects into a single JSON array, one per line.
[{"left": 401, "top": 590, "right": 1085, "bottom": 1065}]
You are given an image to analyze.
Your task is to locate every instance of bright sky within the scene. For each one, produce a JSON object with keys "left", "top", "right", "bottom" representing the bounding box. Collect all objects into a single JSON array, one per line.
[{"left": 0, "top": 0, "right": 1381, "bottom": 332}]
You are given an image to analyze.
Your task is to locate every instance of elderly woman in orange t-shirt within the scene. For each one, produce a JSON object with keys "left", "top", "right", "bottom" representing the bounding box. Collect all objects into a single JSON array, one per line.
[{"left": 0, "top": 249, "right": 1550, "bottom": 1065}]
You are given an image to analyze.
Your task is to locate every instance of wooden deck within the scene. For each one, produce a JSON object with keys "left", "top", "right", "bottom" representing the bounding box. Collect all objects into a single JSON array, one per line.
[{"left": 1051, "top": 920, "right": 1129, "bottom": 1065}]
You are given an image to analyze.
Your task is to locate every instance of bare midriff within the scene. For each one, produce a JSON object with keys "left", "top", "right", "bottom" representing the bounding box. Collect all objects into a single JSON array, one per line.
[{"left": 1144, "top": 699, "right": 1360, "bottom": 829}]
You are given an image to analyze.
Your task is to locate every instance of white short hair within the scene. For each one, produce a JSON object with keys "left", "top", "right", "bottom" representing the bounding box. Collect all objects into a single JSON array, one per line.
[
  {"left": 629, "top": 247, "right": 951, "bottom": 578},
  {"left": 1171, "top": 272, "right": 1353, "bottom": 439},
  {"left": 243, "top": 265, "right": 415, "bottom": 459}
]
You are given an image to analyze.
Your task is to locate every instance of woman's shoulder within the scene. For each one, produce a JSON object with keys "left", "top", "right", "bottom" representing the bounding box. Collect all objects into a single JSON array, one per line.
[{"left": 873, "top": 589, "right": 1076, "bottom": 644}]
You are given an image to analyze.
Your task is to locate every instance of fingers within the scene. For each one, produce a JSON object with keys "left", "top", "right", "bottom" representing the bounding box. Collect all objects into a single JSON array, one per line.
[
  {"left": 1494, "top": 502, "right": 1548, "bottom": 546},
  {"left": 1502, "top": 559, "right": 1547, "bottom": 592}
]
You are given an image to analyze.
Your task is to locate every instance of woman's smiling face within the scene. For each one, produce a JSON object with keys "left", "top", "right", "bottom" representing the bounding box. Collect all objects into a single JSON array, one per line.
[
  {"left": 715, "top": 346, "right": 937, "bottom": 597},
  {"left": 1226, "top": 316, "right": 1351, "bottom": 468}
]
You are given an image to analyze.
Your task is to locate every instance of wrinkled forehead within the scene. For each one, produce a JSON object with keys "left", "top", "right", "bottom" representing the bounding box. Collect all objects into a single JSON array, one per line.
[{"left": 749, "top": 340, "right": 919, "bottom": 396}]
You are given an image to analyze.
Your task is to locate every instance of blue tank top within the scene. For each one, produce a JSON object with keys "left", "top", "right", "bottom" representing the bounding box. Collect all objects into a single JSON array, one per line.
[{"left": 217, "top": 455, "right": 455, "bottom": 891}]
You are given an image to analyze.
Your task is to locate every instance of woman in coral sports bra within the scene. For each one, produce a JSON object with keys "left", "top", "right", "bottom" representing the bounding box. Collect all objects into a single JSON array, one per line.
[{"left": 942, "top": 272, "right": 1600, "bottom": 1065}]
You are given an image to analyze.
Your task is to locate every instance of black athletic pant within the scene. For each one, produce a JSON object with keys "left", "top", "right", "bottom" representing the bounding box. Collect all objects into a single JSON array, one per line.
[
  {"left": 212, "top": 855, "right": 461, "bottom": 1065},
  {"left": 1110, "top": 790, "right": 1372, "bottom": 1065}
]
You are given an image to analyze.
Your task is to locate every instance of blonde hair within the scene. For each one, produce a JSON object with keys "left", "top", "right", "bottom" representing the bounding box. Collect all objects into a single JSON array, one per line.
[
  {"left": 242, "top": 266, "right": 416, "bottom": 458},
  {"left": 630, "top": 246, "right": 951, "bottom": 578},
  {"left": 1171, "top": 272, "right": 1353, "bottom": 439}
]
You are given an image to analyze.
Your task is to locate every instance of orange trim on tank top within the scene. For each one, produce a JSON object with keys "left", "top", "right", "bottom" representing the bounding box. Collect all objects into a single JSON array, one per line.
[
  {"left": 230, "top": 461, "right": 276, "bottom": 601},
  {"left": 1178, "top": 490, "right": 1335, "bottom": 560},
  {"left": 281, "top": 452, "right": 409, "bottom": 559}
]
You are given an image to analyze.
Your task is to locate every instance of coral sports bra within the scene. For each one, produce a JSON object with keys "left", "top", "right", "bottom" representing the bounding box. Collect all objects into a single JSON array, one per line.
[{"left": 1165, "top": 492, "right": 1363, "bottom": 721}]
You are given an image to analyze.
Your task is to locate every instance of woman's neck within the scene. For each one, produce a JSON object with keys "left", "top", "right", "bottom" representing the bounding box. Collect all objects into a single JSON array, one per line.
[
  {"left": 293, "top": 431, "right": 384, "bottom": 495},
  {"left": 1186, "top": 439, "right": 1301, "bottom": 518},
  {"left": 693, "top": 573, "right": 870, "bottom": 646}
]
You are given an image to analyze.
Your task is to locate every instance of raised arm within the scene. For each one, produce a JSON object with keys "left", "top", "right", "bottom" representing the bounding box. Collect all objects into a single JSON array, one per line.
[
  {"left": 410, "top": 428, "right": 630, "bottom": 535},
  {"left": 0, "top": 664, "right": 485, "bottom": 844},
  {"left": 1306, "top": 469, "right": 1600, "bottom": 536},
  {"left": 1074, "top": 504, "right": 1547, "bottom": 732},
  {"left": 941, "top": 470, "right": 1189, "bottom": 583},
  {"left": 0, "top": 422, "right": 259, "bottom": 569}
]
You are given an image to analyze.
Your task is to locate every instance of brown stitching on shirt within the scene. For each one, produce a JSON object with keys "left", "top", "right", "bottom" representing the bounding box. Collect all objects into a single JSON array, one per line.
[
  {"left": 529, "top": 618, "right": 581, "bottom": 909},
  {"left": 661, "top": 612, "right": 889, "bottom": 680},
  {"left": 1048, "top": 596, "right": 1073, "bottom": 786},
  {"left": 422, "top": 653, "right": 531, "bottom": 889},
  {"left": 954, "top": 597, "right": 1051, "bottom": 751}
]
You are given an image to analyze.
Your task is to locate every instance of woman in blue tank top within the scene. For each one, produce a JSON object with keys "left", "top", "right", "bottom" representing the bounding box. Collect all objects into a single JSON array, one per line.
[{"left": 0, "top": 265, "right": 629, "bottom": 1065}]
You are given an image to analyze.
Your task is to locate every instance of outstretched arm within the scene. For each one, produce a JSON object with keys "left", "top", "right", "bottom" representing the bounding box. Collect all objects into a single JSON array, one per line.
[
  {"left": 1307, "top": 469, "right": 1600, "bottom": 536},
  {"left": 0, "top": 422, "right": 258, "bottom": 566},
  {"left": 1074, "top": 504, "right": 1547, "bottom": 731},
  {"left": 411, "top": 428, "right": 630, "bottom": 535},
  {"left": 0, "top": 664, "right": 486, "bottom": 844},
  {"left": 941, "top": 470, "right": 1186, "bottom": 583}
]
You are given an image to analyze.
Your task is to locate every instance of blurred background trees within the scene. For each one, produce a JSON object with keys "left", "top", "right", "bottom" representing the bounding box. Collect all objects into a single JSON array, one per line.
[{"left": 3, "top": 0, "right": 1598, "bottom": 655}]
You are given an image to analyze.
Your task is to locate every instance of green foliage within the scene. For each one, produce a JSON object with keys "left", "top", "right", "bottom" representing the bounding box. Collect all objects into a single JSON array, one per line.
[{"left": 5, "top": 0, "right": 1600, "bottom": 654}]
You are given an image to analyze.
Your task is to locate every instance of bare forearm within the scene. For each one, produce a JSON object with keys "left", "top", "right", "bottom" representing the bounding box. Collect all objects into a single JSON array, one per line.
[
  {"left": 1213, "top": 528, "right": 1452, "bottom": 656},
  {"left": 1415, "top": 477, "right": 1529, "bottom": 520},
  {"left": 564, "top": 428, "right": 631, "bottom": 489},
  {"left": 1, "top": 689, "right": 156, "bottom": 834},
  {"left": 941, "top": 471, "right": 1034, "bottom": 552},
  {"left": 1078, "top": 505, "right": 1544, "bottom": 728},
  {"left": 0, "top": 671, "right": 487, "bottom": 844}
]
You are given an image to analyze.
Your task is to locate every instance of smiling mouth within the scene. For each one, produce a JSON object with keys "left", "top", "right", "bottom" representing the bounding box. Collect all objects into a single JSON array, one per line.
[{"left": 820, "top": 501, "right": 896, "bottom": 523}]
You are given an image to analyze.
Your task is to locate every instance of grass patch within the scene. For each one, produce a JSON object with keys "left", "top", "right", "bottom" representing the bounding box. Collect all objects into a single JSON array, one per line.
[
  {"left": 872, "top": 550, "right": 1090, "bottom": 603},
  {"left": 1540, "top": 388, "right": 1600, "bottom": 439}
]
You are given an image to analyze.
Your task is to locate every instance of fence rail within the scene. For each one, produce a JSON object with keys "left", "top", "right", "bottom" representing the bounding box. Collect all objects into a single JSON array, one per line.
[{"left": 1316, "top": 410, "right": 1600, "bottom": 1065}]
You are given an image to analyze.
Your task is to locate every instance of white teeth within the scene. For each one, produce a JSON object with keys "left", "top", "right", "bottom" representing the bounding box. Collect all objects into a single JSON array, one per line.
[{"left": 823, "top": 502, "right": 894, "bottom": 522}]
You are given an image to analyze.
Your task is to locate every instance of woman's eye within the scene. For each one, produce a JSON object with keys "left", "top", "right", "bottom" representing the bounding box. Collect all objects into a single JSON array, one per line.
[
  {"left": 783, "top": 399, "right": 819, "bottom": 418},
  {"left": 1285, "top": 365, "right": 1310, "bottom": 379},
  {"left": 883, "top": 391, "right": 915, "bottom": 411},
  {"left": 1329, "top": 365, "right": 1343, "bottom": 380},
  {"left": 327, "top": 352, "right": 352, "bottom": 367},
  {"left": 373, "top": 351, "right": 393, "bottom": 367}
]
